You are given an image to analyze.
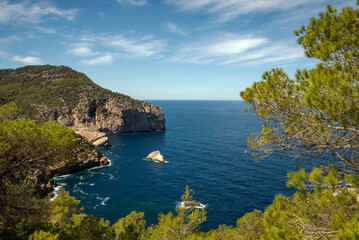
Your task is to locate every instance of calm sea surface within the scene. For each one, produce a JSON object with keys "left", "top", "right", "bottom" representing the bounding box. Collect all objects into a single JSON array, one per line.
[{"left": 54, "top": 100, "right": 296, "bottom": 230}]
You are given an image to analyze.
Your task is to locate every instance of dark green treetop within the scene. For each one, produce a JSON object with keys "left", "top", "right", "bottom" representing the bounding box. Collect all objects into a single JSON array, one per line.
[
  {"left": 240, "top": 3, "right": 359, "bottom": 183},
  {"left": 0, "top": 65, "right": 144, "bottom": 119}
]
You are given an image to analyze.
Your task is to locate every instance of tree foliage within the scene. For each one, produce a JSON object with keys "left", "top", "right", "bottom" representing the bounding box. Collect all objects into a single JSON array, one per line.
[
  {"left": 142, "top": 186, "right": 207, "bottom": 240},
  {"left": 0, "top": 103, "right": 79, "bottom": 239},
  {"left": 112, "top": 211, "right": 146, "bottom": 239},
  {"left": 0, "top": 65, "right": 144, "bottom": 120},
  {"left": 240, "top": 3, "right": 359, "bottom": 184}
]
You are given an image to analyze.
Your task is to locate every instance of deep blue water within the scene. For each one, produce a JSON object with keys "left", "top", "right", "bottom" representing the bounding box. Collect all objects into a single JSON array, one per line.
[{"left": 54, "top": 100, "right": 296, "bottom": 230}]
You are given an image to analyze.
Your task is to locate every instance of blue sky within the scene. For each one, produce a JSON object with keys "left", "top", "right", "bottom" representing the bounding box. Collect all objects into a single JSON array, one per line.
[{"left": 0, "top": 0, "right": 356, "bottom": 100}]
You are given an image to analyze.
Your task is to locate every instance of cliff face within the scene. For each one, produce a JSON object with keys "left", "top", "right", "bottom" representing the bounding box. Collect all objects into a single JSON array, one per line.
[
  {"left": 0, "top": 65, "right": 165, "bottom": 194},
  {"left": 35, "top": 99, "right": 165, "bottom": 134},
  {"left": 33, "top": 136, "right": 110, "bottom": 196},
  {"left": 0, "top": 65, "right": 166, "bottom": 135}
]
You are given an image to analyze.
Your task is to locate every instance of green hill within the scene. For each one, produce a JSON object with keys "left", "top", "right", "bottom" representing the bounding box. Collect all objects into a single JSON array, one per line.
[{"left": 0, "top": 65, "right": 165, "bottom": 133}]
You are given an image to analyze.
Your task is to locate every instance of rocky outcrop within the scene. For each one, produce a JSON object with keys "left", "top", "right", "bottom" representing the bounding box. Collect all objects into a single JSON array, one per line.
[
  {"left": 42, "top": 101, "right": 166, "bottom": 134},
  {"left": 44, "top": 100, "right": 166, "bottom": 147},
  {"left": 0, "top": 65, "right": 166, "bottom": 145},
  {"left": 31, "top": 90, "right": 165, "bottom": 147},
  {"left": 34, "top": 136, "right": 110, "bottom": 195},
  {"left": 146, "top": 151, "right": 165, "bottom": 163},
  {"left": 180, "top": 201, "right": 205, "bottom": 209},
  {"left": 75, "top": 129, "right": 111, "bottom": 148}
]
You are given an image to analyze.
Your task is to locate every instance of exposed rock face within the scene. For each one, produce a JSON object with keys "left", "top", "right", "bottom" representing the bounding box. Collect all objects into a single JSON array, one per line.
[
  {"left": 42, "top": 100, "right": 165, "bottom": 147},
  {"left": 0, "top": 65, "right": 166, "bottom": 145},
  {"left": 146, "top": 151, "right": 165, "bottom": 163},
  {"left": 37, "top": 100, "right": 166, "bottom": 134},
  {"left": 75, "top": 130, "right": 111, "bottom": 148},
  {"left": 35, "top": 136, "right": 110, "bottom": 195}
]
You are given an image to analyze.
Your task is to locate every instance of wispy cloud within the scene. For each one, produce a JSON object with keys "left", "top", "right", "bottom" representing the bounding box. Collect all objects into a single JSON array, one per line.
[
  {"left": 69, "top": 33, "right": 166, "bottom": 65},
  {"left": 100, "top": 34, "right": 166, "bottom": 58},
  {"left": 68, "top": 43, "right": 100, "bottom": 57},
  {"left": 168, "top": 33, "right": 304, "bottom": 66},
  {"left": 165, "top": 0, "right": 325, "bottom": 23},
  {"left": 116, "top": 0, "right": 147, "bottom": 6},
  {"left": 165, "top": 22, "right": 187, "bottom": 36},
  {"left": 0, "top": 1, "right": 78, "bottom": 25},
  {"left": 81, "top": 53, "right": 114, "bottom": 66},
  {"left": 34, "top": 26, "right": 57, "bottom": 34},
  {"left": 219, "top": 43, "right": 304, "bottom": 66},
  {"left": 13, "top": 55, "right": 42, "bottom": 65}
]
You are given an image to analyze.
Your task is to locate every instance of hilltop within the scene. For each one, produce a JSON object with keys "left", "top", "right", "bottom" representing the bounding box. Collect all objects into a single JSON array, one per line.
[{"left": 0, "top": 65, "right": 165, "bottom": 134}]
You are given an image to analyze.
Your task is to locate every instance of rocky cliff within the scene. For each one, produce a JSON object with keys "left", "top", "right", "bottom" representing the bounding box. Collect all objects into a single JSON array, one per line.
[
  {"left": 0, "top": 65, "right": 166, "bottom": 138},
  {"left": 33, "top": 136, "right": 110, "bottom": 196},
  {"left": 0, "top": 65, "right": 165, "bottom": 194}
]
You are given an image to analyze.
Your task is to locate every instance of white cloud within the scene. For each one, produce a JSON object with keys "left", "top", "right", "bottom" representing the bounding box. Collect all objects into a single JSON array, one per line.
[
  {"left": 168, "top": 33, "right": 304, "bottom": 66},
  {"left": 165, "top": 0, "right": 326, "bottom": 23},
  {"left": 169, "top": 33, "right": 267, "bottom": 64},
  {"left": 220, "top": 43, "right": 304, "bottom": 66},
  {"left": 101, "top": 34, "right": 166, "bottom": 57},
  {"left": 13, "top": 55, "right": 42, "bottom": 65},
  {"left": 81, "top": 53, "right": 114, "bottom": 66},
  {"left": 67, "top": 32, "right": 166, "bottom": 65},
  {"left": 68, "top": 43, "right": 100, "bottom": 57},
  {"left": 165, "top": 22, "right": 187, "bottom": 36},
  {"left": 204, "top": 38, "right": 268, "bottom": 56},
  {"left": 34, "top": 26, "right": 57, "bottom": 34},
  {"left": 116, "top": 0, "right": 147, "bottom": 6},
  {"left": 0, "top": 1, "right": 78, "bottom": 25}
]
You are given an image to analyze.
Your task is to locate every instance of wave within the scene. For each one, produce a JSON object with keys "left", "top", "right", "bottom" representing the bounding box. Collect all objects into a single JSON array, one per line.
[
  {"left": 50, "top": 185, "right": 63, "bottom": 201},
  {"left": 53, "top": 174, "right": 72, "bottom": 181},
  {"left": 101, "top": 197, "right": 110, "bottom": 205},
  {"left": 143, "top": 158, "right": 169, "bottom": 164},
  {"left": 93, "top": 195, "right": 110, "bottom": 209},
  {"left": 90, "top": 158, "right": 112, "bottom": 170}
]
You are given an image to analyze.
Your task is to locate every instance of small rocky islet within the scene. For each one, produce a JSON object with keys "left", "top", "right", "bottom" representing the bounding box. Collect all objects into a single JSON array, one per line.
[{"left": 145, "top": 150, "right": 166, "bottom": 163}]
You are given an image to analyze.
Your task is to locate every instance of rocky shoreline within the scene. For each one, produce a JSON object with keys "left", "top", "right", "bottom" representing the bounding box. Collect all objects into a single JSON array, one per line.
[
  {"left": 35, "top": 136, "right": 110, "bottom": 197},
  {"left": 0, "top": 65, "right": 167, "bottom": 196}
]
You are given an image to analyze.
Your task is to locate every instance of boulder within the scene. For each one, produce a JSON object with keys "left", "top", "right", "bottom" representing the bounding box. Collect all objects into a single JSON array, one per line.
[
  {"left": 146, "top": 151, "right": 165, "bottom": 163},
  {"left": 75, "top": 130, "right": 111, "bottom": 148}
]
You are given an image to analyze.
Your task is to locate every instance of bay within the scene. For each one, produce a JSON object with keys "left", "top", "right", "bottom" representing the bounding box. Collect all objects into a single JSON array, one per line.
[{"left": 54, "top": 100, "right": 296, "bottom": 230}]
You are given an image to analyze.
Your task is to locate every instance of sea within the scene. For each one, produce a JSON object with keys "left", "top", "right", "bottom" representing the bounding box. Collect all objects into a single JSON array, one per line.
[{"left": 53, "top": 100, "right": 297, "bottom": 230}]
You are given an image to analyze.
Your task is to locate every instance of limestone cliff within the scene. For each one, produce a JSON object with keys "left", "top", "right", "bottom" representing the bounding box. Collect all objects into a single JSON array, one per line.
[{"left": 0, "top": 65, "right": 166, "bottom": 137}]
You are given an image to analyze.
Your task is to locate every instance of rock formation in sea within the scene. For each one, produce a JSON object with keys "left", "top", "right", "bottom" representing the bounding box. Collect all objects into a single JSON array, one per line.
[
  {"left": 146, "top": 151, "right": 165, "bottom": 163},
  {"left": 180, "top": 201, "right": 206, "bottom": 209},
  {"left": 0, "top": 65, "right": 166, "bottom": 146}
]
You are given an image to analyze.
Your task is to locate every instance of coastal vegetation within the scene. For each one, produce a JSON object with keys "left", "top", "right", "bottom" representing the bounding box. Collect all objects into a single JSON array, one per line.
[
  {"left": 0, "top": 2, "right": 358, "bottom": 239},
  {"left": 0, "top": 65, "right": 144, "bottom": 121}
]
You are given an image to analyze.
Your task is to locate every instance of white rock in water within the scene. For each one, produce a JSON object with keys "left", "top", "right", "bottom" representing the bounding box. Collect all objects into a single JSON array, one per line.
[{"left": 146, "top": 151, "right": 165, "bottom": 163}]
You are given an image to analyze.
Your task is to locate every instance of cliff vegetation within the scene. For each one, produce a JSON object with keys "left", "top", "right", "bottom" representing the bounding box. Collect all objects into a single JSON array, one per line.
[{"left": 0, "top": 65, "right": 165, "bottom": 134}]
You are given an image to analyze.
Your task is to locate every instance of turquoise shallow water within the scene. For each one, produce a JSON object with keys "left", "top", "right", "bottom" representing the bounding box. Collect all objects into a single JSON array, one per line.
[{"left": 54, "top": 100, "right": 296, "bottom": 230}]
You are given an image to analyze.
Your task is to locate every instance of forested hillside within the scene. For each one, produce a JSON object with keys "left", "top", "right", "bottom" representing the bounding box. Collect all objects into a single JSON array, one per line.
[
  {"left": 0, "top": 65, "right": 165, "bottom": 133},
  {"left": 0, "top": 65, "right": 142, "bottom": 118}
]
